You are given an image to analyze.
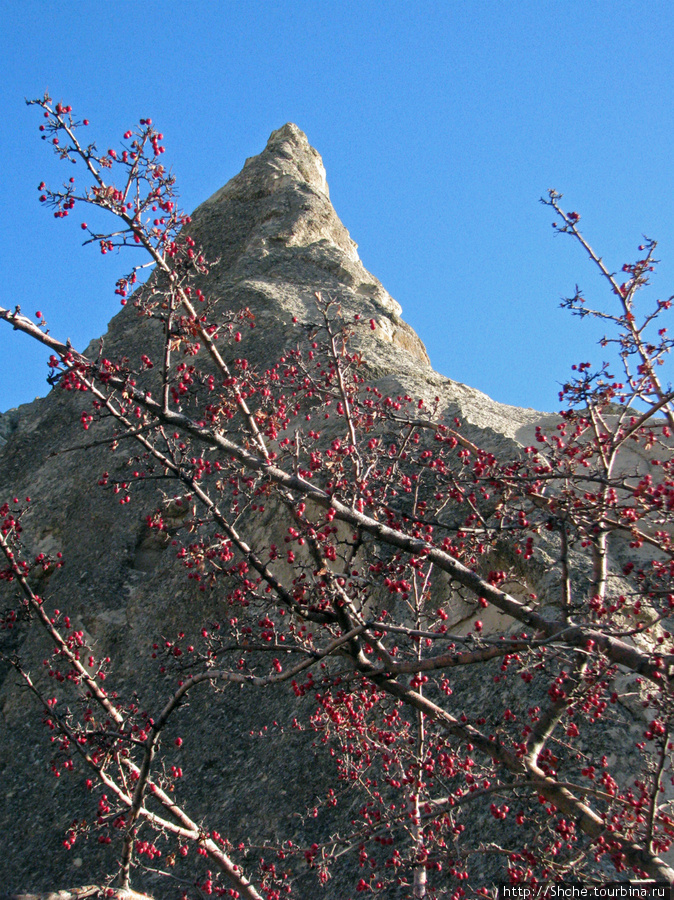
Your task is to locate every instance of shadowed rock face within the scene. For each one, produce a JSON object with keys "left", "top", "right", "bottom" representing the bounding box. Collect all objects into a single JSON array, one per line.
[{"left": 0, "top": 125, "right": 553, "bottom": 896}]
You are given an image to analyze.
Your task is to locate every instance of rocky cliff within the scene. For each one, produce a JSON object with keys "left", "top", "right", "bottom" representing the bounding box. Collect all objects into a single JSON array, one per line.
[{"left": 0, "top": 125, "right": 640, "bottom": 896}]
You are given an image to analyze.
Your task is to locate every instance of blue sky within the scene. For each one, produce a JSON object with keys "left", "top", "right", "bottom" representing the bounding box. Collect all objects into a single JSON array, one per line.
[{"left": 2, "top": 1, "right": 674, "bottom": 413}]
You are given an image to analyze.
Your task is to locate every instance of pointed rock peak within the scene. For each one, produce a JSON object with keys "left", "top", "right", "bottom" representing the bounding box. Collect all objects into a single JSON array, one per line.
[
  {"left": 199, "top": 124, "right": 330, "bottom": 214},
  {"left": 192, "top": 123, "right": 354, "bottom": 264},
  {"left": 186, "top": 125, "right": 431, "bottom": 371},
  {"left": 266, "top": 122, "right": 311, "bottom": 147},
  {"left": 254, "top": 123, "right": 329, "bottom": 197}
]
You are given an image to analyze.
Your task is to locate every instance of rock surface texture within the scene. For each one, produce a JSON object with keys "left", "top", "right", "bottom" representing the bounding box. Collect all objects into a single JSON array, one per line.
[{"left": 0, "top": 125, "right": 646, "bottom": 896}]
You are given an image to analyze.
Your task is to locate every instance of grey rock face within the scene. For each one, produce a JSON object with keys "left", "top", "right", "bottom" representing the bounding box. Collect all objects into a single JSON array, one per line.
[
  {"left": 0, "top": 407, "right": 25, "bottom": 448},
  {"left": 0, "top": 125, "right": 564, "bottom": 896}
]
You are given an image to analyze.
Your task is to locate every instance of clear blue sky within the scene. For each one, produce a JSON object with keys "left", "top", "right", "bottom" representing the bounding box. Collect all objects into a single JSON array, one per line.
[{"left": 2, "top": 1, "right": 674, "bottom": 413}]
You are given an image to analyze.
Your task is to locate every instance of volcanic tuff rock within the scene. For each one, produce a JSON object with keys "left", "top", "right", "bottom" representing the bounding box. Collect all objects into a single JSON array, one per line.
[{"left": 0, "top": 124, "right": 585, "bottom": 895}]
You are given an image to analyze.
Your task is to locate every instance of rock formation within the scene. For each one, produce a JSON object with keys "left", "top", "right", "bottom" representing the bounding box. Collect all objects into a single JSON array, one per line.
[{"left": 0, "top": 125, "right": 660, "bottom": 896}]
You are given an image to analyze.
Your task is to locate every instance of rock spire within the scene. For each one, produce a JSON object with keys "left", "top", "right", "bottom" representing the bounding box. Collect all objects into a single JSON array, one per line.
[{"left": 184, "top": 122, "right": 432, "bottom": 372}]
